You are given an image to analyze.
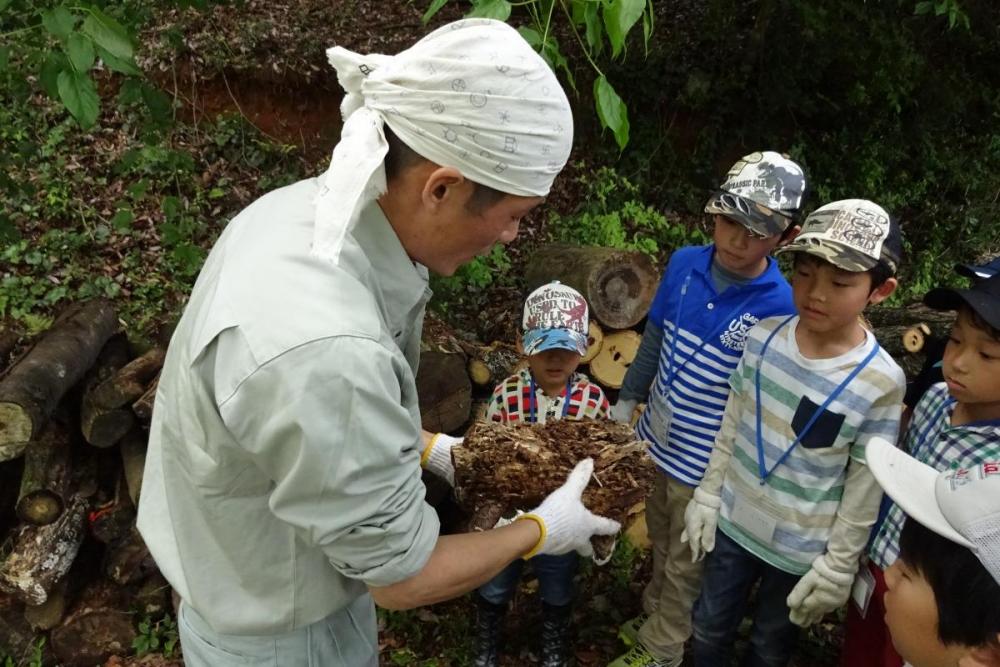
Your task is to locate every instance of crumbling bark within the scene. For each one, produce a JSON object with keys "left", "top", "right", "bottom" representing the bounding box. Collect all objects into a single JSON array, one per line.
[
  {"left": 0, "top": 495, "right": 88, "bottom": 605},
  {"left": 525, "top": 244, "right": 659, "bottom": 329},
  {"left": 0, "top": 300, "right": 119, "bottom": 460},
  {"left": 453, "top": 420, "right": 655, "bottom": 561}
]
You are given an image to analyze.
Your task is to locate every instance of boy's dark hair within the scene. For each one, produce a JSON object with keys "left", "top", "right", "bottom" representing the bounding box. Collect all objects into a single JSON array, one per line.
[
  {"left": 898, "top": 518, "right": 1000, "bottom": 648},
  {"left": 383, "top": 126, "right": 507, "bottom": 215},
  {"left": 792, "top": 252, "right": 895, "bottom": 292},
  {"left": 960, "top": 302, "right": 1000, "bottom": 342}
]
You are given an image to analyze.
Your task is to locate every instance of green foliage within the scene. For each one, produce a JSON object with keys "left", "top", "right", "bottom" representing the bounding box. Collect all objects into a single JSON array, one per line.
[
  {"left": 132, "top": 613, "right": 179, "bottom": 657},
  {"left": 378, "top": 606, "right": 474, "bottom": 666},
  {"left": 422, "top": 0, "right": 654, "bottom": 150},
  {"left": 0, "top": 637, "right": 45, "bottom": 667},
  {"left": 430, "top": 243, "right": 513, "bottom": 314},
  {"left": 547, "top": 165, "right": 708, "bottom": 259}
]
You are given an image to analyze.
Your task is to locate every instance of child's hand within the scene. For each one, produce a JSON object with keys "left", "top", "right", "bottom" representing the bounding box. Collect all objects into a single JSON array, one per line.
[
  {"left": 420, "top": 433, "right": 462, "bottom": 487},
  {"left": 680, "top": 487, "right": 722, "bottom": 562},
  {"left": 786, "top": 554, "right": 856, "bottom": 627},
  {"left": 609, "top": 398, "right": 638, "bottom": 424}
]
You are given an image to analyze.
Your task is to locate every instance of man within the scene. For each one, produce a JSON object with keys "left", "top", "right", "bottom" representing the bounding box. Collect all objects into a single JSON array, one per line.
[{"left": 137, "top": 19, "right": 618, "bottom": 666}]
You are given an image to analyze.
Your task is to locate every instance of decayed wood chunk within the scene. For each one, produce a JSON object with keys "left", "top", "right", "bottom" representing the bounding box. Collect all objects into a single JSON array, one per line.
[{"left": 453, "top": 420, "right": 654, "bottom": 561}]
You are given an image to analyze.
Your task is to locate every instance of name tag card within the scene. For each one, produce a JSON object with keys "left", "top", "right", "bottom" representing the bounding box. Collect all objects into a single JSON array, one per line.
[{"left": 731, "top": 501, "right": 777, "bottom": 544}]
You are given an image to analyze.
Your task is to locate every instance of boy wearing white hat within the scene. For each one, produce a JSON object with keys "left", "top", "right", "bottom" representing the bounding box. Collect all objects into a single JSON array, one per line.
[{"left": 866, "top": 439, "right": 1000, "bottom": 667}]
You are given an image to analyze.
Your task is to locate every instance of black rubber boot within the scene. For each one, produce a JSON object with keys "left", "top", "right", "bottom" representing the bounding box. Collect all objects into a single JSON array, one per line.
[
  {"left": 539, "top": 602, "right": 573, "bottom": 667},
  {"left": 472, "top": 596, "right": 506, "bottom": 667}
]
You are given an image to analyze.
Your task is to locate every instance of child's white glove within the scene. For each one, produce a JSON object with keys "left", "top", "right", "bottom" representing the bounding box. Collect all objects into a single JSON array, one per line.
[
  {"left": 609, "top": 398, "right": 638, "bottom": 424},
  {"left": 786, "top": 554, "right": 856, "bottom": 627},
  {"left": 515, "top": 458, "right": 621, "bottom": 558},
  {"left": 680, "top": 487, "right": 722, "bottom": 562},
  {"left": 420, "top": 434, "right": 461, "bottom": 487}
]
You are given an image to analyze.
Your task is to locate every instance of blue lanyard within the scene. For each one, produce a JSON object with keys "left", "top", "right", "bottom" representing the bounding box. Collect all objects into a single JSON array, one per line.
[
  {"left": 754, "top": 315, "right": 880, "bottom": 483},
  {"left": 529, "top": 378, "right": 572, "bottom": 424},
  {"left": 664, "top": 273, "right": 756, "bottom": 390}
]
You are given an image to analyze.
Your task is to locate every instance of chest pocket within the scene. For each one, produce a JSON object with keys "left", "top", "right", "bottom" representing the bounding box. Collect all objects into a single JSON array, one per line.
[{"left": 791, "top": 395, "right": 846, "bottom": 449}]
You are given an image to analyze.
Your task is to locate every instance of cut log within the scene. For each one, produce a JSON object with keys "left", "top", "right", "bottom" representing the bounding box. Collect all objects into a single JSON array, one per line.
[
  {"left": 50, "top": 581, "right": 136, "bottom": 667},
  {"left": 80, "top": 340, "right": 158, "bottom": 448},
  {"left": 24, "top": 579, "right": 67, "bottom": 631},
  {"left": 525, "top": 244, "right": 659, "bottom": 329},
  {"left": 466, "top": 341, "right": 521, "bottom": 389},
  {"left": 416, "top": 350, "right": 472, "bottom": 434},
  {"left": 16, "top": 423, "right": 72, "bottom": 525},
  {"left": 580, "top": 321, "right": 604, "bottom": 364},
  {"left": 119, "top": 427, "right": 147, "bottom": 506},
  {"left": 0, "top": 299, "right": 119, "bottom": 461},
  {"left": 589, "top": 330, "right": 642, "bottom": 389},
  {"left": 1, "top": 592, "right": 57, "bottom": 665},
  {"left": 453, "top": 419, "right": 655, "bottom": 561},
  {"left": 0, "top": 322, "right": 21, "bottom": 374},
  {"left": 105, "top": 526, "right": 155, "bottom": 586},
  {"left": 131, "top": 374, "right": 159, "bottom": 424},
  {"left": 0, "top": 494, "right": 88, "bottom": 605}
]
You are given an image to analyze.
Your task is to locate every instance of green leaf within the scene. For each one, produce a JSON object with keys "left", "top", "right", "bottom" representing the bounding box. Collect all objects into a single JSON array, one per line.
[
  {"left": 42, "top": 6, "right": 75, "bottom": 41},
  {"left": 593, "top": 75, "right": 629, "bottom": 150},
  {"left": 81, "top": 9, "right": 133, "bottom": 62},
  {"left": 0, "top": 0, "right": 12, "bottom": 12},
  {"left": 467, "top": 0, "right": 511, "bottom": 20},
  {"left": 583, "top": 2, "right": 603, "bottom": 55},
  {"left": 642, "top": 1, "right": 654, "bottom": 54},
  {"left": 0, "top": 46, "right": 9, "bottom": 72},
  {"left": 66, "top": 33, "right": 96, "bottom": 73},
  {"left": 97, "top": 45, "right": 141, "bottom": 75},
  {"left": 517, "top": 26, "right": 542, "bottom": 47},
  {"left": 914, "top": 1, "right": 933, "bottom": 13},
  {"left": 141, "top": 83, "right": 173, "bottom": 124},
  {"left": 57, "top": 70, "right": 99, "bottom": 127},
  {"left": 602, "top": 0, "right": 645, "bottom": 58},
  {"left": 421, "top": 0, "right": 449, "bottom": 24},
  {"left": 40, "top": 52, "right": 69, "bottom": 99},
  {"left": 111, "top": 209, "right": 134, "bottom": 231}
]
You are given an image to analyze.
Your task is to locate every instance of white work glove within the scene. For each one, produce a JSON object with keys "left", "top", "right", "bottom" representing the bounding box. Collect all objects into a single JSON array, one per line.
[
  {"left": 786, "top": 554, "right": 856, "bottom": 627},
  {"left": 420, "top": 434, "right": 461, "bottom": 487},
  {"left": 609, "top": 398, "right": 638, "bottom": 424},
  {"left": 516, "top": 458, "right": 621, "bottom": 558},
  {"left": 679, "top": 487, "right": 722, "bottom": 562}
]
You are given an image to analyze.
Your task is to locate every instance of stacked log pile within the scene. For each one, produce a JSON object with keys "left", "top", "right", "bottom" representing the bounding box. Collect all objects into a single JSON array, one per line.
[{"left": 0, "top": 300, "right": 168, "bottom": 667}]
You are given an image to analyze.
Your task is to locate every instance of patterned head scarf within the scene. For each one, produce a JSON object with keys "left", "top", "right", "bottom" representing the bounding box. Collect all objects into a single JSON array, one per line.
[{"left": 314, "top": 18, "right": 574, "bottom": 264}]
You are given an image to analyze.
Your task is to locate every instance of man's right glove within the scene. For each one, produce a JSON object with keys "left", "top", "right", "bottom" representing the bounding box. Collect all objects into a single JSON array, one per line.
[
  {"left": 609, "top": 398, "right": 638, "bottom": 424},
  {"left": 515, "top": 458, "right": 621, "bottom": 558},
  {"left": 679, "top": 487, "right": 722, "bottom": 562},
  {"left": 786, "top": 554, "right": 856, "bottom": 627}
]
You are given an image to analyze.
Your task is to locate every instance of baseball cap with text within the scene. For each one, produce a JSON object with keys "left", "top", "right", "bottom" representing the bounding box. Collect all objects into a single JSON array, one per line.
[{"left": 522, "top": 281, "right": 589, "bottom": 356}]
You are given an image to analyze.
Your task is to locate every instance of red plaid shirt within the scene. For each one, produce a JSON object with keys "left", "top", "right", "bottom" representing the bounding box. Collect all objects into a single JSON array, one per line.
[{"left": 486, "top": 368, "right": 609, "bottom": 424}]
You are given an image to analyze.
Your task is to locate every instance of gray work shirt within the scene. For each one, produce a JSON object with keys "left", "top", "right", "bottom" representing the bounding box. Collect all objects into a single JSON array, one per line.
[{"left": 137, "top": 176, "right": 440, "bottom": 636}]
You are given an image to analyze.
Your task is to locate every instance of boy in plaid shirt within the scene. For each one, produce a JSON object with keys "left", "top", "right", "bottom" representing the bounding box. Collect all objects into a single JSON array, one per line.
[
  {"left": 475, "top": 281, "right": 609, "bottom": 667},
  {"left": 844, "top": 273, "right": 1000, "bottom": 667}
]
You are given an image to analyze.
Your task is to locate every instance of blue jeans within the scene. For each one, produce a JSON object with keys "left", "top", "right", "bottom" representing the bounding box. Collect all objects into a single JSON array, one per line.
[
  {"left": 692, "top": 530, "right": 801, "bottom": 667},
  {"left": 478, "top": 552, "right": 578, "bottom": 607}
]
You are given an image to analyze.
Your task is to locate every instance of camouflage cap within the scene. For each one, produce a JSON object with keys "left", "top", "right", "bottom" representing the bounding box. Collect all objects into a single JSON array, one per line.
[
  {"left": 776, "top": 199, "right": 902, "bottom": 273},
  {"left": 704, "top": 151, "right": 806, "bottom": 237}
]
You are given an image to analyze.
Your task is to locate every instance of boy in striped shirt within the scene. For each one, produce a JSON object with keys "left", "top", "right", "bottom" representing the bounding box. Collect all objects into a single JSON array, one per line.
[
  {"left": 683, "top": 199, "right": 906, "bottom": 667},
  {"left": 843, "top": 272, "right": 1000, "bottom": 667},
  {"left": 474, "top": 281, "right": 609, "bottom": 667},
  {"left": 609, "top": 152, "right": 807, "bottom": 667}
]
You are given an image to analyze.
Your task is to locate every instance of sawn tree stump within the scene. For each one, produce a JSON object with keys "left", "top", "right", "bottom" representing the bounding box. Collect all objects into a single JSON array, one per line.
[
  {"left": 525, "top": 244, "right": 659, "bottom": 329},
  {"left": 452, "top": 419, "right": 655, "bottom": 561}
]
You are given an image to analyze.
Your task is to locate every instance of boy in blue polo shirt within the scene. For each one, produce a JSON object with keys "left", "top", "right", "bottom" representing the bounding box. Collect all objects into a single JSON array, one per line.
[{"left": 609, "top": 151, "right": 807, "bottom": 667}]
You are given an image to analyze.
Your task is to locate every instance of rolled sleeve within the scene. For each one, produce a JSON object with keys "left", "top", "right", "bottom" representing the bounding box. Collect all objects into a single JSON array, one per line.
[{"left": 219, "top": 336, "right": 440, "bottom": 588}]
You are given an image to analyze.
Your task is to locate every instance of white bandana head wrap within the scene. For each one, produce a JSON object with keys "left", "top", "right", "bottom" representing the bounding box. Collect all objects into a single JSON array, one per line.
[{"left": 314, "top": 18, "right": 574, "bottom": 264}]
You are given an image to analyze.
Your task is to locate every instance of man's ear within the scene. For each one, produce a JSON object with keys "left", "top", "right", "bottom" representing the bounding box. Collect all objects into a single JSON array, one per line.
[
  {"left": 420, "top": 166, "right": 467, "bottom": 210},
  {"left": 777, "top": 225, "right": 801, "bottom": 247},
  {"left": 869, "top": 276, "right": 898, "bottom": 305}
]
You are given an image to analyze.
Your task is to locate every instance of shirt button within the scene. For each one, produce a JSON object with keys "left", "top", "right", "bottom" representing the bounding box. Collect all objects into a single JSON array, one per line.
[{"left": 707, "top": 303, "right": 715, "bottom": 310}]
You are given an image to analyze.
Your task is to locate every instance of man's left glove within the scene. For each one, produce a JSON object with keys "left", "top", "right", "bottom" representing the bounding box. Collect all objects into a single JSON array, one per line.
[
  {"left": 786, "top": 554, "right": 857, "bottom": 627},
  {"left": 421, "top": 434, "right": 462, "bottom": 487}
]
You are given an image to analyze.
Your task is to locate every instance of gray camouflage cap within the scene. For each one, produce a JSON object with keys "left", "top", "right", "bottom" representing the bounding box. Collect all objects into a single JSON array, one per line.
[
  {"left": 776, "top": 199, "right": 902, "bottom": 273},
  {"left": 704, "top": 151, "right": 806, "bottom": 237}
]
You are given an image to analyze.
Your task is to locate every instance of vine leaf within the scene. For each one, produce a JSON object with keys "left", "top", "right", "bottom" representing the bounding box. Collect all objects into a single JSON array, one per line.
[
  {"left": 41, "top": 6, "right": 75, "bottom": 41},
  {"left": 594, "top": 75, "right": 629, "bottom": 150},
  {"left": 67, "top": 33, "right": 96, "bottom": 73},
  {"left": 467, "top": 0, "right": 511, "bottom": 20},
  {"left": 603, "top": 0, "right": 645, "bottom": 58},
  {"left": 57, "top": 70, "right": 100, "bottom": 127},
  {"left": 81, "top": 8, "right": 133, "bottom": 62}
]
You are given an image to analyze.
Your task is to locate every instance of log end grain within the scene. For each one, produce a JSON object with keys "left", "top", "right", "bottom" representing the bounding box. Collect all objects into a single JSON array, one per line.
[{"left": 15, "top": 490, "right": 63, "bottom": 526}]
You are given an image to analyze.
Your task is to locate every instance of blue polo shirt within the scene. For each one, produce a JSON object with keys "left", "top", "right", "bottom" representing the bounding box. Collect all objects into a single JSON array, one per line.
[{"left": 635, "top": 244, "right": 795, "bottom": 486}]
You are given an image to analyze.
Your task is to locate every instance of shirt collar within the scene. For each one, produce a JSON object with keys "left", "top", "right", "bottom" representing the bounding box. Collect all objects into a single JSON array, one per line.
[{"left": 693, "top": 244, "right": 782, "bottom": 290}]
